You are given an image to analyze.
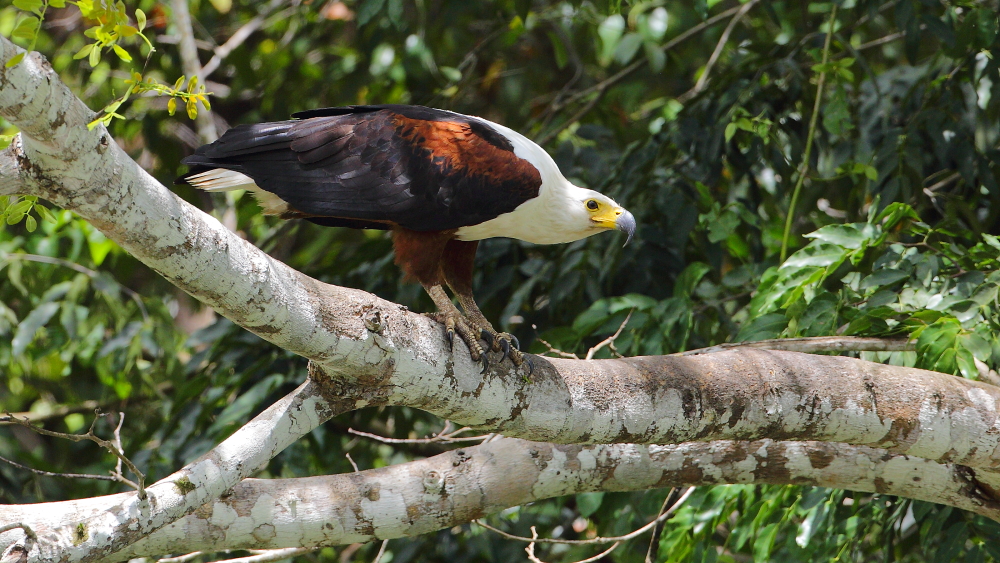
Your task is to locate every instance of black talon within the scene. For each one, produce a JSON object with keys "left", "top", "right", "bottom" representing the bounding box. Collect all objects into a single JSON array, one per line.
[
  {"left": 499, "top": 338, "right": 510, "bottom": 364},
  {"left": 481, "top": 353, "right": 489, "bottom": 374},
  {"left": 525, "top": 355, "right": 534, "bottom": 376},
  {"left": 480, "top": 329, "right": 495, "bottom": 350},
  {"left": 510, "top": 334, "right": 520, "bottom": 351},
  {"left": 446, "top": 329, "right": 455, "bottom": 350}
]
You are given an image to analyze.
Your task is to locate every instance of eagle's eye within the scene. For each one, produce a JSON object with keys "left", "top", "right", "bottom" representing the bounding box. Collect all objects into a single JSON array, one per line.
[{"left": 586, "top": 200, "right": 600, "bottom": 210}]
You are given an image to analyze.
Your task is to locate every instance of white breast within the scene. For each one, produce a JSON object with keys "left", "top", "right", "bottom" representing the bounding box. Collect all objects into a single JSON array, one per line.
[{"left": 454, "top": 117, "right": 597, "bottom": 245}]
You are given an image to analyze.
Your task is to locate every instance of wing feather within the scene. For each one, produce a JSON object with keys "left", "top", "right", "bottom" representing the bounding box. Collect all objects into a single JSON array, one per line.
[{"left": 179, "top": 105, "right": 542, "bottom": 231}]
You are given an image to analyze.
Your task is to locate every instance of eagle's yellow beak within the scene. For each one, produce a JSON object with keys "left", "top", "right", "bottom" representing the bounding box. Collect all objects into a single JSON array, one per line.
[{"left": 591, "top": 206, "right": 636, "bottom": 245}]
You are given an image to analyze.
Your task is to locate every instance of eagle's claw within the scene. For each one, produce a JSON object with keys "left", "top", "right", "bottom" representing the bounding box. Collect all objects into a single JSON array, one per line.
[
  {"left": 480, "top": 329, "right": 495, "bottom": 350},
  {"left": 499, "top": 338, "right": 511, "bottom": 364},
  {"left": 509, "top": 334, "right": 520, "bottom": 351},
  {"left": 446, "top": 328, "right": 455, "bottom": 350}
]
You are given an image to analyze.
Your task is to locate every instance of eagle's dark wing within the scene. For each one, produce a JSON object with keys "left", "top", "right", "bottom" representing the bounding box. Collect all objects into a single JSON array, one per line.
[{"left": 179, "top": 105, "right": 542, "bottom": 232}]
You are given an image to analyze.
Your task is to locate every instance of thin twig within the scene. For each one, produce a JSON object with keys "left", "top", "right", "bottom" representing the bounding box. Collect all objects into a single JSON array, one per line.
[
  {"left": 533, "top": 324, "right": 581, "bottom": 358},
  {"left": 345, "top": 452, "right": 360, "bottom": 473},
  {"left": 585, "top": 309, "right": 634, "bottom": 360},
  {"left": 526, "top": 526, "right": 620, "bottom": 563},
  {"left": 645, "top": 489, "right": 680, "bottom": 563},
  {"left": 113, "top": 412, "right": 125, "bottom": 477},
  {"left": 371, "top": 540, "right": 389, "bottom": 563},
  {"left": 0, "top": 252, "right": 149, "bottom": 321},
  {"left": 0, "top": 522, "right": 35, "bottom": 563},
  {"left": 156, "top": 552, "right": 204, "bottom": 563},
  {"left": 686, "top": 0, "right": 759, "bottom": 99},
  {"left": 347, "top": 425, "right": 489, "bottom": 445},
  {"left": 780, "top": 4, "right": 839, "bottom": 262},
  {"left": 856, "top": 31, "right": 905, "bottom": 51},
  {"left": 201, "top": 0, "right": 286, "bottom": 79},
  {"left": 0, "top": 453, "right": 117, "bottom": 482},
  {"left": 475, "top": 487, "right": 694, "bottom": 546},
  {"left": 677, "top": 336, "right": 914, "bottom": 356},
  {"left": 925, "top": 171, "right": 962, "bottom": 193},
  {"left": 0, "top": 523, "right": 35, "bottom": 541},
  {"left": 1, "top": 411, "right": 146, "bottom": 498},
  {"left": 159, "top": 548, "right": 317, "bottom": 563}
]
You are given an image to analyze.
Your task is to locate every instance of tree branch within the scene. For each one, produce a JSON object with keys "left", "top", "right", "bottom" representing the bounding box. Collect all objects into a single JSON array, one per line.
[
  {"left": 0, "top": 376, "right": 353, "bottom": 563},
  {"left": 5, "top": 438, "right": 998, "bottom": 560}
]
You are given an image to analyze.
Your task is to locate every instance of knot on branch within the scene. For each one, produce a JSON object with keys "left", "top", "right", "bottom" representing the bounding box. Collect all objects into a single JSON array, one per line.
[
  {"left": 956, "top": 466, "right": 1000, "bottom": 510},
  {"left": 307, "top": 361, "right": 391, "bottom": 409}
]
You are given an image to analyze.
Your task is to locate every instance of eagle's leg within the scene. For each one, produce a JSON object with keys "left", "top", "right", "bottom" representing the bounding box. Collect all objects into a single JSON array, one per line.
[
  {"left": 393, "top": 229, "right": 490, "bottom": 370},
  {"left": 422, "top": 284, "right": 487, "bottom": 367},
  {"left": 441, "top": 240, "right": 528, "bottom": 369}
]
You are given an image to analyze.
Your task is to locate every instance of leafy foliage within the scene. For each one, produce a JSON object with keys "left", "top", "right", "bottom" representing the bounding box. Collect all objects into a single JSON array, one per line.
[{"left": 3, "top": 0, "right": 1000, "bottom": 561}]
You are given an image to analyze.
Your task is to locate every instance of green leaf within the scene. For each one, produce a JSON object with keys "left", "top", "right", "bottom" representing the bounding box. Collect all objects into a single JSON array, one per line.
[
  {"left": 11, "top": 16, "right": 39, "bottom": 39},
  {"left": 735, "top": 313, "right": 787, "bottom": 342},
  {"left": 674, "top": 262, "right": 711, "bottom": 298},
  {"left": 610, "top": 294, "right": 658, "bottom": 313},
  {"left": 89, "top": 44, "right": 102, "bottom": 67},
  {"left": 644, "top": 41, "right": 666, "bottom": 73},
  {"left": 5, "top": 53, "right": 26, "bottom": 68},
  {"left": 135, "top": 8, "right": 146, "bottom": 31},
  {"left": 614, "top": 32, "right": 643, "bottom": 65},
  {"left": 112, "top": 44, "right": 132, "bottom": 62},
  {"left": 782, "top": 243, "right": 849, "bottom": 268},
  {"left": 208, "top": 0, "right": 232, "bottom": 13},
  {"left": 50, "top": 0, "right": 66, "bottom": 7},
  {"left": 439, "top": 66, "right": 462, "bottom": 82},
  {"left": 547, "top": 31, "right": 568, "bottom": 69},
  {"left": 753, "top": 523, "right": 779, "bottom": 562},
  {"left": 874, "top": 202, "right": 920, "bottom": 229},
  {"left": 576, "top": 492, "right": 604, "bottom": 517},
  {"left": 915, "top": 318, "right": 962, "bottom": 375},
  {"left": 804, "top": 223, "right": 876, "bottom": 250},
  {"left": 598, "top": 14, "right": 625, "bottom": 65},
  {"left": 859, "top": 269, "right": 910, "bottom": 289},
  {"left": 725, "top": 122, "right": 737, "bottom": 142},
  {"left": 73, "top": 43, "right": 95, "bottom": 60},
  {"left": 357, "top": 0, "right": 386, "bottom": 26},
  {"left": 12, "top": 0, "right": 43, "bottom": 13},
  {"left": 12, "top": 302, "right": 60, "bottom": 357}
]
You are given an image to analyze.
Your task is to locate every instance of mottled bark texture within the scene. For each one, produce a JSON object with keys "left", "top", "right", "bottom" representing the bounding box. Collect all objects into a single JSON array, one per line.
[
  {"left": 3, "top": 438, "right": 998, "bottom": 561},
  {"left": 3, "top": 34, "right": 1000, "bottom": 563}
]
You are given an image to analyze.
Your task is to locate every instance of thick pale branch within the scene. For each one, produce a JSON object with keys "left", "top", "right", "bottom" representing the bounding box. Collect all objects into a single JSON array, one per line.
[
  {"left": 4, "top": 438, "right": 997, "bottom": 560},
  {"left": 0, "top": 379, "right": 349, "bottom": 563}
]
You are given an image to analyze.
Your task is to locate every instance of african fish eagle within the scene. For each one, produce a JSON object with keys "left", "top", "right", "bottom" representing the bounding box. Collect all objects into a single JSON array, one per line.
[{"left": 179, "top": 104, "right": 636, "bottom": 372}]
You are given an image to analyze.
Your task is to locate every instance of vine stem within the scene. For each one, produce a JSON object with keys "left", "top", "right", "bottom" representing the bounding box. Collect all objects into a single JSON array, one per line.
[{"left": 780, "top": 4, "right": 838, "bottom": 262}]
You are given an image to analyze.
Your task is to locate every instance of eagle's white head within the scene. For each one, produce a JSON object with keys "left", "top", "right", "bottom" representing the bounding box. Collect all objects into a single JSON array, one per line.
[{"left": 453, "top": 119, "right": 635, "bottom": 246}]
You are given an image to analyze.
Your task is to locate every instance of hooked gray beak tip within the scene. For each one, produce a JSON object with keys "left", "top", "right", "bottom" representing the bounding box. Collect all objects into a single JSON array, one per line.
[{"left": 616, "top": 209, "right": 636, "bottom": 246}]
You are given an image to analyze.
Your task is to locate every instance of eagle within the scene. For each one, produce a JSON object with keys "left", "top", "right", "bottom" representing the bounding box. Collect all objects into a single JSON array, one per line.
[{"left": 179, "top": 105, "right": 635, "bottom": 372}]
